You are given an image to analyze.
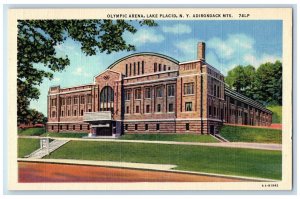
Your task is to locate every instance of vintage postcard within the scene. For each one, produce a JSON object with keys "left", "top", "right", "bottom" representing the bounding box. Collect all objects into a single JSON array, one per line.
[{"left": 8, "top": 8, "right": 292, "bottom": 190}]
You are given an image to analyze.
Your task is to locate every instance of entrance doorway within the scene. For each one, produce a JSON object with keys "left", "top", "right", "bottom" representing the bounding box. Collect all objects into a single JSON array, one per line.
[
  {"left": 95, "top": 127, "right": 112, "bottom": 136},
  {"left": 209, "top": 125, "right": 215, "bottom": 135}
]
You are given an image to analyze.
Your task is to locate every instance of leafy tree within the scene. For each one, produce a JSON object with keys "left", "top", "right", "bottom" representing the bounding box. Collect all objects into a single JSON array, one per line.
[
  {"left": 18, "top": 109, "right": 47, "bottom": 125},
  {"left": 225, "top": 61, "right": 282, "bottom": 106},
  {"left": 225, "top": 65, "right": 255, "bottom": 97},
  {"left": 17, "top": 19, "right": 156, "bottom": 123},
  {"left": 254, "top": 61, "right": 282, "bottom": 105}
]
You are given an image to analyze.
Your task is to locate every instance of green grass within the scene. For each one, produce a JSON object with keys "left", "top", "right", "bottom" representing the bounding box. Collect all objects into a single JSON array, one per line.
[
  {"left": 120, "top": 133, "right": 219, "bottom": 143},
  {"left": 40, "top": 132, "right": 88, "bottom": 138},
  {"left": 18, "top": 128, "right": 45, "bottom": 136},
  {"left": 220, "top": 125, "right": 282, "bottom": 144},
  {"left": 44, "top": 141, "right": 282, "bottom": 180},
  {"left": 267, "top": 105, "right": 282, "bottom": 123},
  {"left": 18, "top": 138, "right": 40, "bottom": 158}
]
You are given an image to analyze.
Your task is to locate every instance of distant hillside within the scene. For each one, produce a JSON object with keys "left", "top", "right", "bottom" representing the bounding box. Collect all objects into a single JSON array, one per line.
[{"left": 267, "top": 106, "right": 282, "bottom": 124}]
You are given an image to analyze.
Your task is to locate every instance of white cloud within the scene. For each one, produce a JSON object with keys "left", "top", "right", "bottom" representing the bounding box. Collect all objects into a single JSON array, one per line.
[
  {"left": 162, "top": 24, "right": 192, "bottom": 34},
  {"left": 174, "top": 34, "right": 281, "bottom": 73},
  {"left": 72, "top": 67, "right": 91, "bottom": 77},
  {"left": 128, "top": 29, "right": 164, "bottom": 46},
  {"left": 207, "top": 34, "right": 255, "bottom": 61},
  {"left": 53, "top": 77, "right": 60, "bottom": 82},
  {"left": 173, "top": 38, "right": 199, "bottom": 61}
]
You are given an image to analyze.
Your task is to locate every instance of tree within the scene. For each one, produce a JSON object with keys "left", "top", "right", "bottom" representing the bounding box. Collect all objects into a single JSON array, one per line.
[
  {"left": 254, "top": 61, "right": 282, "bottom": 105},
  {"left": 17, "top": 19, "right": 157, "bottom": 122},
  {"left": 225, "top": 61, "right": 282, "bottom": 106},
  {"left": 18, "top": 109, "right": 47, "bottom": 125},
  {"left": 225, "top": 65, "right": 255, "bottom": 97}
]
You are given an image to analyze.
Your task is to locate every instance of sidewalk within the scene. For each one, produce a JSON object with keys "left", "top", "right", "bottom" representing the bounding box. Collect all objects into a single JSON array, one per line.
[{"left": 18, "top": 135, "right": 282, "bottom": 151}]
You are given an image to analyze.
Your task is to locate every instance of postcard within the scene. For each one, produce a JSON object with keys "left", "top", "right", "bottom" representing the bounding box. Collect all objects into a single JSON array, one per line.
[{"left": 8, "top": 7, "right": 292, "bottom": 190}]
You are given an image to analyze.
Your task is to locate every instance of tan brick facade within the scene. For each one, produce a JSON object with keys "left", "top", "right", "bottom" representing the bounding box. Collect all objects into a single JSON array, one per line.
[{"left": 47, "top": 42, "right": 272, "bottom": 135}]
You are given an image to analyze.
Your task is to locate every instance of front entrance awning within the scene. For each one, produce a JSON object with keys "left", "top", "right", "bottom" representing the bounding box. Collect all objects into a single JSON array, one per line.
[
  {"left": 83, "top": 111, "right": 111, "bottom": 122},
  {"left": 91, "top": 124, "right": 110, "bottom": 128}
]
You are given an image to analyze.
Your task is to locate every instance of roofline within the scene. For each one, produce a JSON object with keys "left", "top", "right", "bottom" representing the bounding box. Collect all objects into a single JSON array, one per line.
[
  {"left": 224, "top": 86, "right": 272, "bottom": 114},
  {"left": 107, "top": 52, "right": 179, "bottom": 69}
]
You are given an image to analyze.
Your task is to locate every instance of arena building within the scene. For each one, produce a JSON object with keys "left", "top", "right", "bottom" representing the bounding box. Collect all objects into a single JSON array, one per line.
[{"left": 47, "top": 42, "right": 272, "bottom": 136}]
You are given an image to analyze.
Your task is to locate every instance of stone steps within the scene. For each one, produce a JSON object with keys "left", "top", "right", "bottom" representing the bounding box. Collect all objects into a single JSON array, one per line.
[{"left": 26, "top": 139, "right": 69, "bottom": 159}]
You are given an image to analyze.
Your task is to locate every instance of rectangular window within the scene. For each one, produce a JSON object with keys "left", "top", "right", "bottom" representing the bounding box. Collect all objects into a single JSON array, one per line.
[
  {"left": 145, "top": 88, "right": 151, "bottom": 98},
  {"left": 184, "top": 83, "right": 194, "bottom": 95},
  {"left": 156, "top": 124, "right": 160, "bottom": 131},
  {"left": 168, "top": 85, "right": 175, "bottom": 96},
  {"left": 217, "top": 86, "right": 220, "bottom": 98},
  {"left": 214, "top": 85, "right": 217, "bottom": 96},
  {"left": 156, "top": 86, "right": 163, "bottom": 97},
  {"left": 185, "top": 102, "right": 192, "bottom": 111},
  {"left": 125, "top": 64, "right": 128, "bottom": 76},
  {"left": 163, "top": 65, "right": 166, "bottom": 71},
  {"left": 80, "top": 125, "right": 82, "bottom": 130},
  {"left": 66, "top": 125, "right": 69, "bottom": 130},
  {"left": 51, "top": 126, "right": 54, "bottom": 130},
  {"left": 145, "top": 124, "right": 148, "bottom": 131},
  {"left": 62, "top": 98, "right": 65, "bottom": 105},
  {"left": 74, "top": 110, "right": 77, "bottom": 116},
  {"left": 146, "top": 105, "right": 150, "bottom": 113},
  {"left": 186, "top": 123, "right": 190, "bottom": 131},
  {"left": 136, "top": 106, "right": 140, "bottom": 113},
  {"left": 142, "top": 61, "right": 144, "bottom": 74},
  {"left": 81, "top": 110, "right": 84, "bottom": 116},
  {"left": 154, "top": 63, "right": 157, "bottom": 72},
  {"left": 159, "top": 64, "right": 161, "bottom": 71},
  {"left": 137, "top": 62, "right": 140, "bottom": 75},
  {"left": 80, "top": 96, "right": 85, "bottom": 104},
  {"left": 88, "top": 109, "right": 92, "bottom": 112},
  {"left": 209, "top": 105, "right": 212, "bottom": 115},
  {"left": 135, "top": 124, "right": 138, "bottom": 131},
  {"left": 67, "top": 97, "right": 71, "bottom": 105},
  {"left": 157, "top": 104, "right": 161, "bottom": 112},
  {"left": 73, "top": 97, "right": 78, "bottom": 104},
  {"left": 125, "top": 90, "right": 131, "bottom": 100},
  {"left": 68, "top": 110, "right": 70, "bottom": 116},
  {"left": 87, "top": 125, "right": 90, "bottom": 130},
  {"left": 87, "top": 95, "right": 92, "bottom": 103},
  {"left": 130, "top": 63, "right": 132, "bottom": 76},
  {"left": 60, "top": 125, "right": 62, "bottom": 130},
  {"left": 125, "top": 124, "right": 128, "bottom": 131},
  {"left": 168, "top": 103, "right": 174, "bottom": 112},
  {"left": 51, "top": 99, "right": 57, "bottom": 106},
  {"left": 126, "top": 106, "right": 130, "bottom": 114},
  {"left": 134, "top": 62, "right": 136, "bottom": 75},
  {"left": 135, "top": 89, "right": 141, "bottom": 99},
  {"left": 73, "top": 125, "right": 75, "bottom": 130}
]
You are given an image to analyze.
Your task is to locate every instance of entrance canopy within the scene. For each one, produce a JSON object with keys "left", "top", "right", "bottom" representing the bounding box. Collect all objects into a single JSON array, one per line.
[{"left": 83, "top": 111, "right": 111, "bottom": 122}]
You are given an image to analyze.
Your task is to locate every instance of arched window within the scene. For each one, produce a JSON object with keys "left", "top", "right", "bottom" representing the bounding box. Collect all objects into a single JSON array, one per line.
[{"left": 100, "top": 86, "right": 114, "bottom": 113}]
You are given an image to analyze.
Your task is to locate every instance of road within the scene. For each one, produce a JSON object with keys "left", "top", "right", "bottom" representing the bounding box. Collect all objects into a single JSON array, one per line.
[{"left": 18, "top": 162, "right": 248, "bottom": 183}]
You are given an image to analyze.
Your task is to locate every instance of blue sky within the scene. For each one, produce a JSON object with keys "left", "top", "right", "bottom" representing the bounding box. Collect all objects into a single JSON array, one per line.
[{"left": 30, "top": 20, "right": 282, "bottom": 115}]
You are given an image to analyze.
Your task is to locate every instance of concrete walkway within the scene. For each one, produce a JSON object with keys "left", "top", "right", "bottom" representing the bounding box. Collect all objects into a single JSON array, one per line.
[
  {"left": 19, "top": 135, "right": 281, "bottom": 151},
  {"left": 26, "top": 139, "right": 69, "bottom": 159},
  {"left": 18, "top": 158, "right": 277, "bottom": 182}
]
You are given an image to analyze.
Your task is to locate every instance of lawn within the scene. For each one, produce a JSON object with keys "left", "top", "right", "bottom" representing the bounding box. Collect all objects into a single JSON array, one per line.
[
  {"left": 18, "top": 138, "right": 40, "bottom": 158},
  {"left": 267, "top": 105, "right": 282, "bottom": 123},
  {"left": 18, "top": 128, "right": 45, "bottom": 136},
  {"left": 220, "top": 125, "right": 282, "bottom": 144},
  {"left": 44, "top": 141, "right": 282, "bottom": 180},
  {"left": 120, "top": 134, "right": 219, "bottom": 143}
]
